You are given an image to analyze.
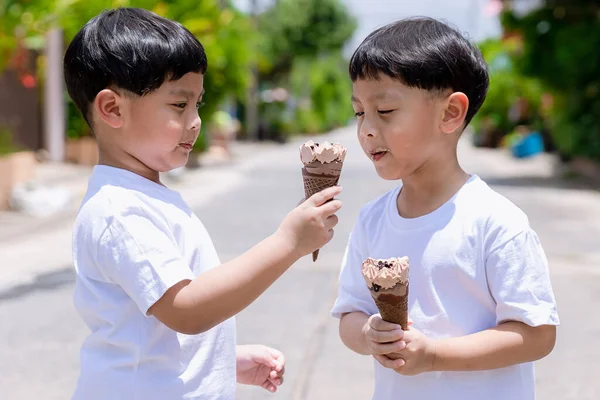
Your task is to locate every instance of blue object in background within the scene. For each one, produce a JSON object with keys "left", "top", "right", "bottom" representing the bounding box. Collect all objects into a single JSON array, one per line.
[{"left": 511, "top": 131, "right": 544, "bottom": 158}]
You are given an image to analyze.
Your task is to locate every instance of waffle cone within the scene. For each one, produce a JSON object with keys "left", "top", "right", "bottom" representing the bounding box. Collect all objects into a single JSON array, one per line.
[
  {"left": 301, "top": 160, "right": 343, "bottom": 261},
  {"left": 369, "top": 282, "right": 409, "bottom": 331}
]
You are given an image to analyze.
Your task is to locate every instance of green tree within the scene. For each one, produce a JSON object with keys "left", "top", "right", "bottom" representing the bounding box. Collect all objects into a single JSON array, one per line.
[
  {"left": 258, "top": 0, "right": 356, "bottom": 80},
  {"left": 253, "top": 0, "right": 356, "bottom": 137},
  {"left": 1, "top": 0, "right": 254, "bottom": 146},
  {"left": 500, "top": 0, "right": 600, "bottom": 160},
  {"left": 472, "top": 37, "right": 545, "bottom": 146}
]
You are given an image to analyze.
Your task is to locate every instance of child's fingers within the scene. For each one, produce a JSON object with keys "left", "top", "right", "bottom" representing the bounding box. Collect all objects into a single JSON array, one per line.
[
  {"left": 262, "top": 380, "right": 278, "bottom": 393},
  {"left": 254, "top": 347, "right": 277, "bottom": 368},
  {"left": 268, "top": 374, "right": 284, "bottom": 387},
  {"left": 268, "top": 348, "right": 285, "bottom": 372},
  {"left": 401, "top": 329, "right": 421, "bottom": 344},
  {"left": 318, "top": 199, "right": 343, "bottom": 218},
  {"left": 371, "top": 340, "right": 406, "bottom": 355},
  {"left": 369, "top": 314, "right": 402, "bottom": 332},
  {"left": 270, "top": 365, "right": 285, "bottom": 378},
  {"left": 374, "top": 354, "right": 405, "bottom": 370},
  {"left": 367, "top": 326, "right": 404, "bottom": 343},
  {"left": 255, "top": 345, "right": 283, "bottom": 369},
  {"left": 306, "top": 186, "right": 342, "bottom": 207},
  {"left": 324, "top": 214, "right": 339, "bottom": 230}
]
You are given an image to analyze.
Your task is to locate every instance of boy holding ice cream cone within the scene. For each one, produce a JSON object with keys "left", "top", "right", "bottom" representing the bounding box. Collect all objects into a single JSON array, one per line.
[{"left": 331, "top": 17, "right": 559, "bottom": 400}]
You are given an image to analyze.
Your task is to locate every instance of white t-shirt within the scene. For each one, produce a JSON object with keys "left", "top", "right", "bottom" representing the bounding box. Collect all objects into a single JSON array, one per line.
[
  {"left": 331, "top": 175, "right": 559, "bottom": 400},
  {"left": 72, "top": 165, "right": 236, "bottom": 400}
]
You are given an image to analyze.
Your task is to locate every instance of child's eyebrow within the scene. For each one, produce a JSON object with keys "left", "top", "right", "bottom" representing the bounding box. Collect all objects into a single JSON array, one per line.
[
  {"left": 351, "top": 92, "right": 399, "bottom": 103},
  {"left": 169, "top": 88, "right": 205, "bottom": 99},
  {"left": 372, "top": 92, "right": 398, "bottom": 101}
]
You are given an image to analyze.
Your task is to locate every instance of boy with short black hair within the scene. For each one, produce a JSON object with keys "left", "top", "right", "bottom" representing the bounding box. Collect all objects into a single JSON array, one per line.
[
  {"left": 332, "top": 17, "right": 558, "bottom": 399},
  {"left": 65, "top": 8, "right": 341, "bottom": 399}
]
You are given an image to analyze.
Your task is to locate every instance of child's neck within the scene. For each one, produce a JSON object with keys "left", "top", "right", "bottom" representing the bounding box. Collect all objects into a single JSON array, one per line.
[
  {"left": 397, "top": 158, "right": 469, "bottom": 219},
  {"left": 98, "top": 147, "right": 162, "bottom": 185}
]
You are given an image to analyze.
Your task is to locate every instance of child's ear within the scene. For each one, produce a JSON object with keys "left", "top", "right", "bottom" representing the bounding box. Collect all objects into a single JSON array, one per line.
[
  {"left": 94, "top": 89, "right": 124, "bottom": 129},
  {"left": 440, "top": 92, "right": 469, "bottom": 134}
]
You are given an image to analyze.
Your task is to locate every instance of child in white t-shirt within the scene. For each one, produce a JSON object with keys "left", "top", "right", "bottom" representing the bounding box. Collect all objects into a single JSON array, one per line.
[
  {"left": 332, "top": 17, "right": 558, "bottom": 400},
  {"left": 65, "top": 8, "right": 341, "bottom": 400}
]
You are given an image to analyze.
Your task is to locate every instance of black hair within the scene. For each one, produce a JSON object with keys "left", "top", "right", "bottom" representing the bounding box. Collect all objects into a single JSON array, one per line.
[
  {"left": 64, "top": 7, "right": 207, "bottom": 125},
  {"left": 349, "top": 17, "right": 489, "bottom": 126}
]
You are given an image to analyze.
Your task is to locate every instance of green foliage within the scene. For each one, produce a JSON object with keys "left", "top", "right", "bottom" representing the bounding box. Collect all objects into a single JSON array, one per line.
[
  {"left": 2, "top": 0, "right": 254, "bottom": 147},
  {"left": 0, "top": 0, "right": 53, "bottom": 72},
  {"left": 472, "top": 38, "right": 545, "bottom": 136},
  {"left": 0, "top": 126, "right": 21, "bottom": 155},
  {"left": 159, "top": 0, "right": 254, "bottom": 132},
  {"left": 289, "top": 54, "right": 353, "bottom": 133},
  {"left": 258, "top": 0, "right": 356, "bottom": 79},
  {"left": 3, "top": 0, "right": 357, "bottom": 147},
  {"left": 256, "top": 0, "right": 356, "bottom": 136},
  {"left": 500, "top": 3, "right": 600, "bottom": 160}
]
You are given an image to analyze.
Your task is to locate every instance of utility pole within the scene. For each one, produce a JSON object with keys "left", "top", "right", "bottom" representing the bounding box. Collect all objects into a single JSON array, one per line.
[
  {"left": 245, "top": 0, "right": 260, "bottom": 141},
  {"left": 44, "top": 28, "right": 65, "bottom": 162}
]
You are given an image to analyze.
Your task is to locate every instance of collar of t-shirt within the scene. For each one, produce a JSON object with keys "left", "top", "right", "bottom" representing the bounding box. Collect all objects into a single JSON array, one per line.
[{"left": 386, "top": 174, "right": 482, "bottom": 231}]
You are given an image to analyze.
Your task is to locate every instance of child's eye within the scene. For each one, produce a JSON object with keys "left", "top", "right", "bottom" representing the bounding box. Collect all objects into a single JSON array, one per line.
[
  {"left": 196, "top": 101, "right": 205, "bottom": 110},
  {"left": 354, "top": 111, "right": 364, "bottom": 117},
  {"left": 378, "top": 109, "right": 395, "bottom": 115},
  {"left": 173, "top": 103, "right": 187, "bottom": 109}
]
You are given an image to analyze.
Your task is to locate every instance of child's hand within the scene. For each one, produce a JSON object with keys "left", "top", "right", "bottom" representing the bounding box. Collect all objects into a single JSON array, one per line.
[
  {"left": 373, "top": 325, "right": 436, "bottom": 376},
  {"left": 236, "top": 344, "right": 285, "bottom": 393},
  {"left": 363, "top": 314, "right": 407, "bottom": 356},
  {"left": 277, "top": 186, "right": 342, "bottom": 257}
]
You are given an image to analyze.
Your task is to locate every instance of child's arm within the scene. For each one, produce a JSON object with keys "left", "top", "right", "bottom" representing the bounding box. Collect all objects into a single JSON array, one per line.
[
  {"left": 148, "top": 186, "right": 342, "bottom": 334},
  {"left": 341, "top": 312, "right": 555, "bottom": 375},
  {"left": 339, "top": 312, "right": 379, "bottom": 355},
  {"left": 368, "top": 316, "right": 555, "bottom": 375},
  {"left": 430, "top": 321, "right": 556, "bottom": 371}
]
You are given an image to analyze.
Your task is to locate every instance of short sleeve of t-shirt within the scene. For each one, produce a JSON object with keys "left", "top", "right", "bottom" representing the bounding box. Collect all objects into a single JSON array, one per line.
[
  {"left": 96, "top": 208, "right": 196, "bottom": 315},
  {"left": 486, "top": 227, "right": 559, "bottom": 327},
  {"left": 331, "top": 212, "right": 376, "bottom": 319}
]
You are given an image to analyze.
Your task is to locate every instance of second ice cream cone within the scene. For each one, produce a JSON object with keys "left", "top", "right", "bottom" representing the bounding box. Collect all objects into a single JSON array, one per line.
[
  {"left": 300, "top": 140, "right": 346, "bottom": 261},
  {"left": 302, "top": 161, "right": 342, "bottom": 261}
]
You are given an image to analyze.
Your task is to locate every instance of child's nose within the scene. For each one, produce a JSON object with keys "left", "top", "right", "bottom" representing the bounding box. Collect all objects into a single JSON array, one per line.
[
  {"left": 359, "top": 118, "right": 378, "bottom": 138},
  {"left": 189, "top": 115, "right": 201, "bottom": 132}
]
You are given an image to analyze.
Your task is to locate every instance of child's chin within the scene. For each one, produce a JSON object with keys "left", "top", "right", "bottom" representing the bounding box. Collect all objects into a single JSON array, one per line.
[
  {"left": 155, "top": 162, "right": 186, "bottom": 174},
  {"left": 375, "top": 167, "right": 403, "bottom": 181},
  {"left": 167, "top": 155, "right": 191, "bottom": 170},
  {"left": 166, "top": 162, "right": 188, "bottom": 172}
]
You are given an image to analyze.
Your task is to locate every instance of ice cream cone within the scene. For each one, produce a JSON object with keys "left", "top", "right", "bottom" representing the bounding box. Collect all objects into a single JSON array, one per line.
[
  {"left": 362, "top": 257, "right": 410, "bottom": 330},
  {"left": 300, "top": 141, "right": 346, "bottom": 262},
  {"left": 370, "top": 282, "right": 409, "bottom": 330}
]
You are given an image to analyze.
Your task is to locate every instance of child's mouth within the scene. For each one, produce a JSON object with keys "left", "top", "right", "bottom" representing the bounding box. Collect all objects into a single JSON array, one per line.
[{"left": 371, "top": 151, "right": 388, "bottom": 161}]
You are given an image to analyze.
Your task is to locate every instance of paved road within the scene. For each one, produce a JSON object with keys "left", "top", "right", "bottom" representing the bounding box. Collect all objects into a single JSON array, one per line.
[{"left": 0, "top": 126, "right": 598, "bottom": 399}]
